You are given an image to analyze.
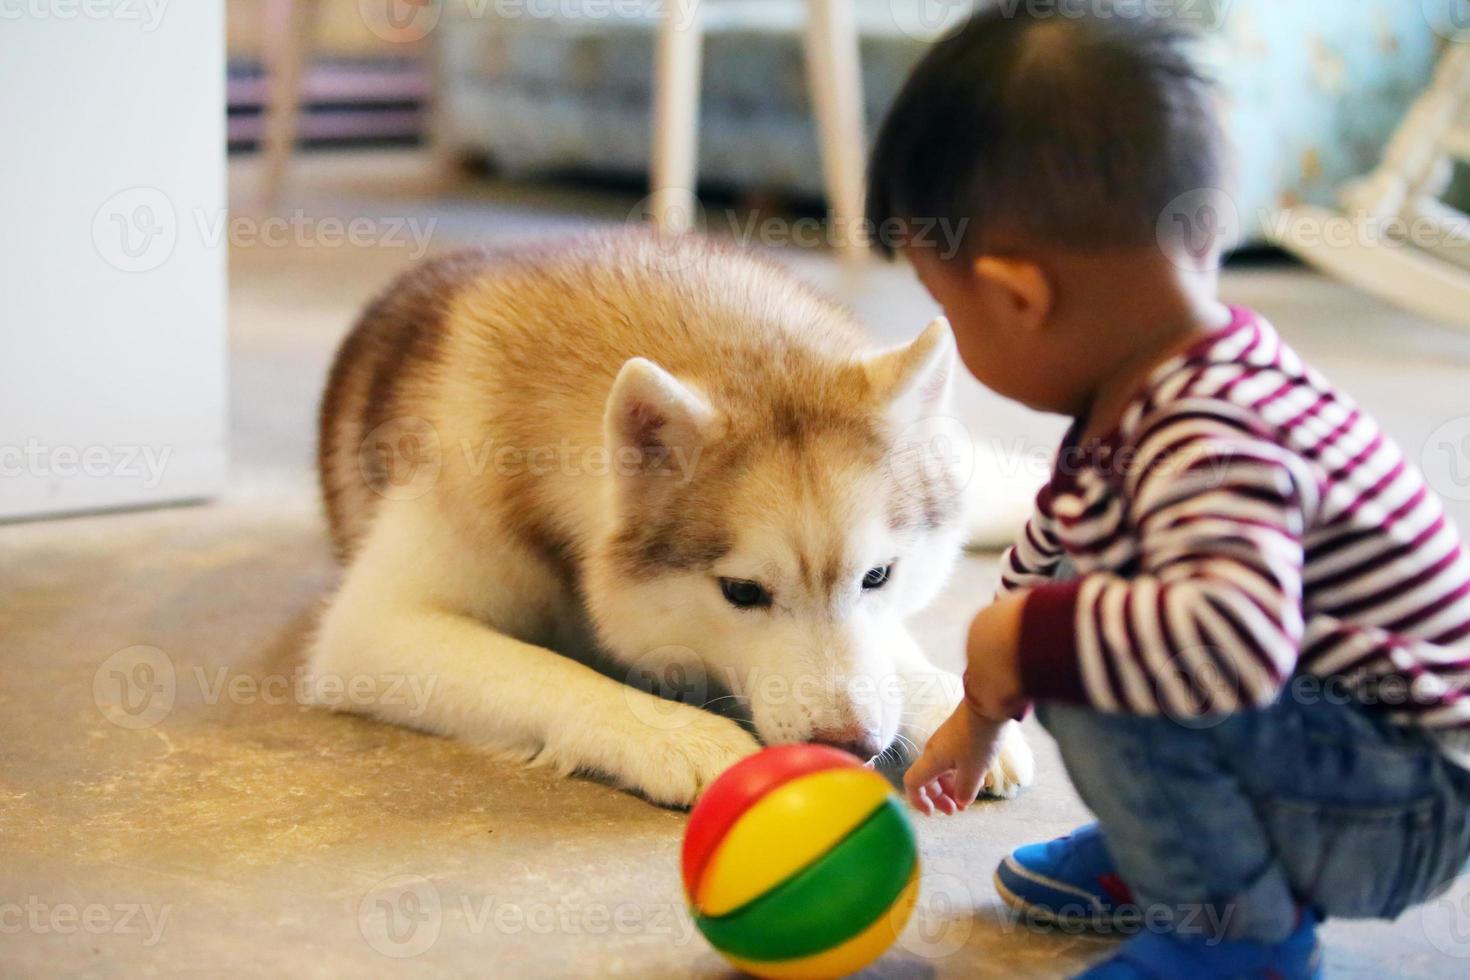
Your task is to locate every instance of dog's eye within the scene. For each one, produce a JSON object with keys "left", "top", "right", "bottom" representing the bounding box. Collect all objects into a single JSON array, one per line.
[
  {"left": 862, "top": 564, "right": 892, "bottom": 590},
  {"left": 719, "top": 578, "right": 772, "bottom": 609}
]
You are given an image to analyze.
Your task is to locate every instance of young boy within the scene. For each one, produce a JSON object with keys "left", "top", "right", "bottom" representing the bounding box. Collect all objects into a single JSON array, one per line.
[{"left": 869, "top": 8, "right": 1470, "bottom": 979}]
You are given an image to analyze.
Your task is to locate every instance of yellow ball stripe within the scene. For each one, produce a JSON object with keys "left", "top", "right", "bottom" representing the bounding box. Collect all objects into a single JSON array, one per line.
[
  {"left": 694, "top": 767, "right": 893, "bottom": 917},
  {"left": 721, "top": 869, "right": 920, "bottom": 980}
]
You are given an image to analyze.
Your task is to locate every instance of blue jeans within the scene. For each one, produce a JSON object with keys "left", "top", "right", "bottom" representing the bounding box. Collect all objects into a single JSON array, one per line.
[{"left": 1038, "top": 694, "right": 1470, "bottom": 943}]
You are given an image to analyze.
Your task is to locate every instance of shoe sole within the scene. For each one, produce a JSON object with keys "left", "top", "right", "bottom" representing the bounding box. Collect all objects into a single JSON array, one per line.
[{"left": 993, "top": 867, "right": 1141, "bottom": 933}]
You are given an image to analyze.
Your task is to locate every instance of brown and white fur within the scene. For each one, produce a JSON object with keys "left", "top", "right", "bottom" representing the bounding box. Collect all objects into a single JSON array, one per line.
[{"left": 309, "top": 230, "right": 1033, "bottom": 807}]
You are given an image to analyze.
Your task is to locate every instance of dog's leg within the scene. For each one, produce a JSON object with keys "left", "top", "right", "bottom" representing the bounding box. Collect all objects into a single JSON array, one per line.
[
  {"left": 891, "top": 636, "right": 1035, "bottom": 799},
  {"left": 308, "top": 510, "right": 760, "bottom": 808},
  {"left": 977, "top": 720, "right": 1035, "bottom": 798}
]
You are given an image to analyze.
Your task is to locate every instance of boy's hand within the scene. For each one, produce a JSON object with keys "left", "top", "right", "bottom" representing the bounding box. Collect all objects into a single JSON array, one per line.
[
  {"left": 963, "top": 594, "right": 1028, "bottom": 721},
  {"left": 902, "top": 706, "right": 1006, "bottom": 815}
]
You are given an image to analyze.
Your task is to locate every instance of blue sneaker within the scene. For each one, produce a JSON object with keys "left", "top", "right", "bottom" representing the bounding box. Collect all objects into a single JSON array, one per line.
[
  {"left": 1074, "top": 910, "right": 1324, "bottom": 979},
  {"left": 994, "top": 823, "right": 1139, "bottom": 928}
]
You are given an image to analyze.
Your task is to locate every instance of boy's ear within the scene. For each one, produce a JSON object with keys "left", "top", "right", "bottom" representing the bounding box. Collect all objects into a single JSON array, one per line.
[
  {"left": 973, "top": 256, "right": 1052, "bottom": 333},
  {"left": 862, "top": 317, "right": 956, "bottom": 424},
  {"left": 604, "top": 357, "right": 719, "bottom": 476}
]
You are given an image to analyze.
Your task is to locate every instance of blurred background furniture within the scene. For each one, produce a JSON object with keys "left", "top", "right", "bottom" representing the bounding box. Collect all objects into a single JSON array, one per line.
[
  {"left": 1274, "top": 38, "right": 1470, "bottom": 329},
  {"left": 435, "top": 0, "right": 1448, "bottom": 245},
  {"left": 251, "top": 0, "right": 870, "bottom": 254},
  {"left": 259, "top": 0, "right": 323, "bottom": 200},
  {"left": 650, "top": 0, "right": 867, "bottom": 255},
  {"left": 249, "top": 0, "right": 440, "bottom": 201},
  {"left": 243, "top": 0, "right": 1453, "bottom": 248}
]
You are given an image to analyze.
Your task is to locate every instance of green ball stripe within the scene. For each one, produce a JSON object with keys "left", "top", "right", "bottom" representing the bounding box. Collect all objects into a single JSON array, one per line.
[{"left": 692, "top": 797, "right": 917, "bottom": 962}]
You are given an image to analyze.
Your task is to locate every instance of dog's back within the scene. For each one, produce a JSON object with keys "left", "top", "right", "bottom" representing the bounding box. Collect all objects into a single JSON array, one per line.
[
  {"left": 318, "top": 231, "right": 869, "bottom": 564},
  {"left": 318, "top": 248, "right": 494, "bottom": 559}
]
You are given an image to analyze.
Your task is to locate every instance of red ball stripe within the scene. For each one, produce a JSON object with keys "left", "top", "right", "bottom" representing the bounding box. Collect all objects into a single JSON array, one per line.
[{"left": 681, "top": 744, "right": 861, "bottom": 898}]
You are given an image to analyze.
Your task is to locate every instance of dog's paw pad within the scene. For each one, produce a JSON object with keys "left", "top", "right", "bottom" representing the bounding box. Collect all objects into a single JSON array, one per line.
[{"left": 979, "top": 722, "right": 1036, "bottom": 799}]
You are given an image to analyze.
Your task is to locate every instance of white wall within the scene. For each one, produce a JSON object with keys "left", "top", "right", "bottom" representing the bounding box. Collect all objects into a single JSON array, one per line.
[{"left": 0, "top": 0, "right": 227, "bottom": 520}]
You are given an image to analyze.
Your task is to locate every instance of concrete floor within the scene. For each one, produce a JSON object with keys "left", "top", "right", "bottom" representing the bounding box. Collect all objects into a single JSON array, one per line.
[{"left": 4, "top": 152, "right": 1470, "bottom": 977}]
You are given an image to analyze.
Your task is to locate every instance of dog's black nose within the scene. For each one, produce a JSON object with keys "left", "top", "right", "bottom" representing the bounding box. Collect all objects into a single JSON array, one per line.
[{"left": 811, "top": 728, "right": 885, "bottom": 763}]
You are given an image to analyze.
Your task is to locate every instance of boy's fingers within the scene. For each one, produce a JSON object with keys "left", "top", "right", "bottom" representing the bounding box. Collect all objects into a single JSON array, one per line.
[
  {"left": 952, "top": 758, "right": 986, "bottom": 807},
  {"left": 906, "top": 747, "right": 972, "bottom": 815},
  {"left": 921, "top": 781, "right": 953, "bottom": 816},
  {"left": 903, "top": 753, "right": 944, "bottom": 795},
  {"left": 905, "top": 777, "right": 927, "bottom": 811},
  {"left": 937, "top": 772, "right": 964, "bottom": 811}
]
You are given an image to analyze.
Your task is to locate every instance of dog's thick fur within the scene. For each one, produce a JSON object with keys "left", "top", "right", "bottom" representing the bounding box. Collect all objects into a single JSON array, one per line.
[{"left": 310, "top": 231, "right": 1033, "bottom": 806}]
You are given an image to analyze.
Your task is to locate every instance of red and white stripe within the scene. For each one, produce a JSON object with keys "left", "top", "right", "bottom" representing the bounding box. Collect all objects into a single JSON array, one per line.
[{"left": 1005, "top": 308, "right": 1470, "bottom": 732}]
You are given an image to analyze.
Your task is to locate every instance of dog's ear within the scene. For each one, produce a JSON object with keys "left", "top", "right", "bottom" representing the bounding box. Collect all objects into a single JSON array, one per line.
[
  {"left": 605, "top": 357, "right": 718, "bottom": 477},
  {"left": 862, "top": 317, "right": 955, "bottom": 424}
]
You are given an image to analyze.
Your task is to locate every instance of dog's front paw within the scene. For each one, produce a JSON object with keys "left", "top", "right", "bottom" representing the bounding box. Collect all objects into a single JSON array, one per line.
[
  {"left": 898, "top": 670, "right": 1035, "bottom": 800},
  {"left": 978, "top": 720, "right": 1035, "bottom": 799},
  {"left": 898, "top": 669, "right": 964, "bottom": 756},
  {"left": 630, "top": 713, "right": 762, "bottom": 808}
]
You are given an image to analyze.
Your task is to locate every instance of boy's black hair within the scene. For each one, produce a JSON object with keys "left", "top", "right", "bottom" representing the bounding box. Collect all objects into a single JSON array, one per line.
[{"left": 866, "top": 5, "right": 1225, "bottom": 257}]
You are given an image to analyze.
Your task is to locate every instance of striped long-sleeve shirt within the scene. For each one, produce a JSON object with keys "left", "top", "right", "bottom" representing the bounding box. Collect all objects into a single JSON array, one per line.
[{"left": 1007, "top": 307, "right": 1470, "bottom": 746}]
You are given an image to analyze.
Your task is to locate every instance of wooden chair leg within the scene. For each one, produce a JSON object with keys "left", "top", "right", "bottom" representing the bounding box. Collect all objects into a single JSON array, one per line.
[
  {"left": 421, "top": 24, "right": 459, "bottom": 187},
  {"left": 650, "top": 0, "right": 703, "bottom": 234},
  {"left": 804, "top": 0, "right": 868, "bottom": 258},
  {"left": 258, "top": 0, "right": 322, "bottom": 206}
]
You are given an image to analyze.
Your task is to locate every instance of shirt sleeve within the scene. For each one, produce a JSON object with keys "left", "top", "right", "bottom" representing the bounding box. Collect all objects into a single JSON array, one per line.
[
  {"left": 1017, "top": 417, "right": 1310, "bottom": 718},
  {"left": 996, "top": 485, "right": 1067, "bottom": 599}
]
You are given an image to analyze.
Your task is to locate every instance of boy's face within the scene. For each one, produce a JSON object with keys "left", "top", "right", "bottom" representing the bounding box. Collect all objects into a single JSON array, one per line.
[{"left": 904, "top": 246, "right": 1077, "bottom": 415}]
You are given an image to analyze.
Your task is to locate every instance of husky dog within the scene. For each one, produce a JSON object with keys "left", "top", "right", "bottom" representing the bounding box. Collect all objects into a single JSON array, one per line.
[{"left": 310, "top": 230, "right": 1034, "bottom": 807}]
